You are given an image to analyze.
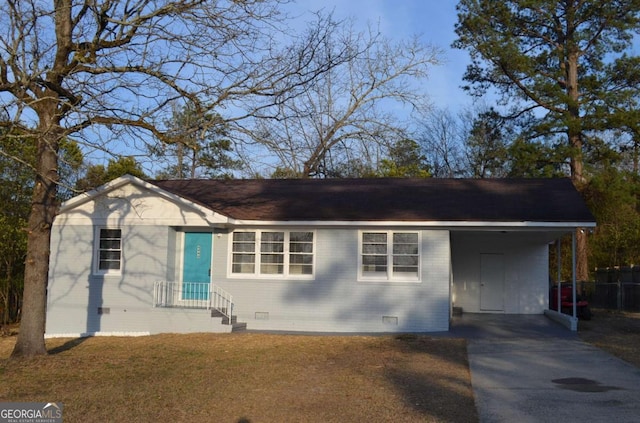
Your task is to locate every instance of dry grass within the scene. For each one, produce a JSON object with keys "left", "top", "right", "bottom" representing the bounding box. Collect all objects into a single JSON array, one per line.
[
  {"left": 0, "top": 332, "right": 477, "bottom": 423},
  {"left": 579, "top": 309, "right": 640, "bottom": 369}
]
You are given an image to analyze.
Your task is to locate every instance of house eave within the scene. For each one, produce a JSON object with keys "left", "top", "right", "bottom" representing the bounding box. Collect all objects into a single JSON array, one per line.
[{"left": 225, "top": 219, "right": 596, "bottom": 229}]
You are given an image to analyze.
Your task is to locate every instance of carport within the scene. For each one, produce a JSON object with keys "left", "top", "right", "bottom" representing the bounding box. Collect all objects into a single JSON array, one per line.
[{"left": 450, "top": 189, "right": 596, "bottom": 331}]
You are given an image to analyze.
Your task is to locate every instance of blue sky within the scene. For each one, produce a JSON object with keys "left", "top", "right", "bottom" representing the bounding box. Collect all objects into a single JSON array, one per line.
[
  {"left": 287, "top": 0, "right": 473, "bottom": 112},
  {"left": 86, "top": 1, "right": 474, "bottom": 170}
]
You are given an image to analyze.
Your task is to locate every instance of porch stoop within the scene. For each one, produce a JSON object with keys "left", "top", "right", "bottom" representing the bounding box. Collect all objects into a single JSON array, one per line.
[{"left": 211, "top": 309, "right": 247, "bottom": 332}]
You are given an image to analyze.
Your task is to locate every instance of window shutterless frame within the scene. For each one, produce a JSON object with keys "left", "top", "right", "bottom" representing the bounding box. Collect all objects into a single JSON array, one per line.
[
  {"left": 359, "top": 230, "right": 421, "bottom": 282},
  {"left": 229, "top": 230, "right": 315, "bottom": 279},
  {"left": 93, "top": 227, "right": 122, "bottom": 275}
]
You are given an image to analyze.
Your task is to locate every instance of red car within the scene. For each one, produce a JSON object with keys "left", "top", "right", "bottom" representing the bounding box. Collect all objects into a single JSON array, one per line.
[{"left": 550, "top": 284, "right": 591, "bottom": 320}]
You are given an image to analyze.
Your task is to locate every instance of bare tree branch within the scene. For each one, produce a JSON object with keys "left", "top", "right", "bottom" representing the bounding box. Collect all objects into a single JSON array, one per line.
[
  {"left": 241, "top": 19, "right": 442, "bottom": 177},
  {"left": 2, "top": 0, "right": 366, "bottom": 357}
]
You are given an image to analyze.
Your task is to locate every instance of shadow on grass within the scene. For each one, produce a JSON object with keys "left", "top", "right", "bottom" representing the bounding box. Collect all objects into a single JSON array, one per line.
[
  {"left": 386, "top": 335, "right": 479, "bottom": 422},
  {"left": 48, "top": 337, "right": 90, "bottom": 355}
]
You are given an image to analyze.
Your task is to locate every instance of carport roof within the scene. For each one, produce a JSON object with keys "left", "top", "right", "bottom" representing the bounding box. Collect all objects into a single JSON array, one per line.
[{"left": 149, "top": 177, "right": 596, "bottom": 225}]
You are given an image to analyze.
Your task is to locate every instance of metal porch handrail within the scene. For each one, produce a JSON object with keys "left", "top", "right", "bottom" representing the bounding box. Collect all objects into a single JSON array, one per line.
[{"left": 153, "top": 281, "right": 234, "bottom": 324}]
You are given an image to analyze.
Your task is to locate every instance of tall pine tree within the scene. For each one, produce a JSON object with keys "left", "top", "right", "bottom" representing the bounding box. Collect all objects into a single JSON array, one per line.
[{"left": 453, "top": 0, "right": 640, "bottom": 281}]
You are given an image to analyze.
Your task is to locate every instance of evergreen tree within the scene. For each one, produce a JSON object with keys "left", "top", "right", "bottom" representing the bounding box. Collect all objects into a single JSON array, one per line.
[
  {"left": 464, "top": 110, "right": 509, "bottom": 178},
  {"left": 378, "top": 139, "right": 430, "bottom": 178},
  {"left": 152, "top": 103, "right": 240, "bottom": 179},
  {"left": 584, "top": 167, "right": 640, "bottom": 268},
  {"left": 453, "top": 0, "right": 640, "bottom": 280},
  {"left": 75, "top": 157, "right": 147, "bottom": 192}
]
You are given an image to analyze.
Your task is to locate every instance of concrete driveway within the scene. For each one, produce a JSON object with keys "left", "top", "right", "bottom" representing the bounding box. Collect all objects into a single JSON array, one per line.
[{"left": 451, "top": 314, "right": 640, "bottom": 423}]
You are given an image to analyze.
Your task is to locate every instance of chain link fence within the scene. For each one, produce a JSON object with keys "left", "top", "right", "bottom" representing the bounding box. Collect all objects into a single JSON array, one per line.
[{"left": 583, "top": 267, "right": 640, "bottom": 312}]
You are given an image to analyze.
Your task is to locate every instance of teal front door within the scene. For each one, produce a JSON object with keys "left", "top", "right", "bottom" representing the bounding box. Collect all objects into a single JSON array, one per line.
[{"left": 182, "top": 232, "right": 212, "bottom": 300}]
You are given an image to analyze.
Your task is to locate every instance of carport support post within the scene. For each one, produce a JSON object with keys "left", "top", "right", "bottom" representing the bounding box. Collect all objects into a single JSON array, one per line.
[
  {"left": 557, "top": 239, "right": 562, "bottom": 312},
  {"left": 572, "top": 231, "right": 577, "bottom": 319}
]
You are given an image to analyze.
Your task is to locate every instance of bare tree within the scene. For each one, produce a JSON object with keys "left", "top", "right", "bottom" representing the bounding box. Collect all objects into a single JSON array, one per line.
[
  {"left": 461, "top": 108, "right": 511, "bottom": 178},
  {"left": 420, "top": 106, "right": 520, "bottom": 178},
  {"left": 0, "top": 0, "right": 354, "bottom": 357},
  {"left": 240, "top": 20, "right": 442, "bottom": 178},
  {"left": 418, "top": 108, "right": 466, "bottom": 178}
]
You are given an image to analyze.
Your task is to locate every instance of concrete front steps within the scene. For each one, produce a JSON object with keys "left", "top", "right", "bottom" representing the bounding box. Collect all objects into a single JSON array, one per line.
[{"left": 212, "top": 309, "right": 247, "bottom": 332}]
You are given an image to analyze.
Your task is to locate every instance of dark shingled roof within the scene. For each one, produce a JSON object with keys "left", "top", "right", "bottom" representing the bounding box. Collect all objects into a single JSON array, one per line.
[{"left": 149, "top": 177, "right": 595, "bottom": 224}]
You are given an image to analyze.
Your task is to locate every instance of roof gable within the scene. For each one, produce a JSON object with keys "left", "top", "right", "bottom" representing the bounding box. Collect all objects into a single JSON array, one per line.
[
  {"left": 149, "top": 178, "right": 596, "bottom": 225},
  {"left": 58, "top": 174, "right": 226, "bottom": 224}
]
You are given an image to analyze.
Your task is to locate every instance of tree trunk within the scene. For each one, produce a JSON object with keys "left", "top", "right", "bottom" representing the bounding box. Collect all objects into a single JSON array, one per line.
[
  {"left": 569, "top": 134, "right": 589, "bottom": 282},
  {"left": 576, "top": 229, "right": 589, "bottom": 282},
  {"left": 2, "top": 262, "right": 12, "bottom": 325},
  {"left": 11, "top": 132, "right": 60, "bottom": 358},
  {"left": 633, "top": 138, "right": 639, "bottom": 175},
  {"left": 12, "top": 2, "right": 73, "bottom": 356},
  {"left": 565, "top": 36, "right": 590, "bottom": 283}
]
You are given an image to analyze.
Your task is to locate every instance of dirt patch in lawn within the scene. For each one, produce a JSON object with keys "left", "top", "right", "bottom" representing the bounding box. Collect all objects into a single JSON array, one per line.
[
  {"left": 0, "top": 333, "right": 477, "bottom": 423},
  {"left": 579, "top": 309, "right": 640, "bottom": 369}
]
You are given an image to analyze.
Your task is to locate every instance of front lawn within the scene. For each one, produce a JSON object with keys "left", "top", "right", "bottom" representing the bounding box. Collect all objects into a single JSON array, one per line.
[
  {"left": 579, "top": 309, "right": 640, "bottom": 368},
  {"left": 0, "top": 333, "right": 477, "bottom": 422}
]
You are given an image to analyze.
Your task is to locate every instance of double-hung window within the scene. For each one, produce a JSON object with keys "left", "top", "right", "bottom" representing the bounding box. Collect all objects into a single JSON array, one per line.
[
  {"left": 231, "top": 230, "right": 314, "bottom": 278},
  {"left": 231, "top": 232, "right": 256, "bottom": 274},
  {"left": 360, "top": 231, "right": 420, "bottom": 281},
  {"left": 95, "top": 228, "right": 122, "bottom": 274}
]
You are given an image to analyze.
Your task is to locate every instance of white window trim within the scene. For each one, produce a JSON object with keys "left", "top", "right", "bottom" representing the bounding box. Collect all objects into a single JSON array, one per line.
[
  {"left": 93, "top": 226, "right": 122, "bottom": 276},
  {"left": 358, "top": 230, "right": 421, "bottom": 283},
  {"left": 228, "top": 230, "right": 316, "bottom": 280}
]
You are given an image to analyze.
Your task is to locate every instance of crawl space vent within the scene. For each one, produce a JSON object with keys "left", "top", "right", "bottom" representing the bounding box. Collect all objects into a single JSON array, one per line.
[
  {"left": 382, "top": 316, "right": 398, "bottom": 325},
  {"left": 255, "top": 312, "right": 269, "bottom": 320}
]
